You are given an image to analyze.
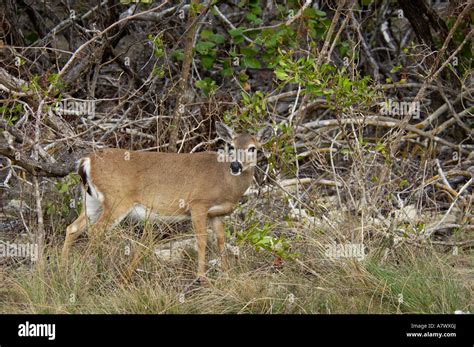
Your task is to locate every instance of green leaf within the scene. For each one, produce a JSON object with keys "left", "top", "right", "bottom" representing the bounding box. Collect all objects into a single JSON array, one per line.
[
  {"left": 228, "top": 28, "right": 245, "bottom": 37},
  {"left": 274, "top": 68, "right": 289, "bottom": 80},
  {"left": 46, "top": 204, "right": 56, "bottom": 215},
  {"left": 233, "top": 35, "right": 245, "bottom": 45},
  {"left": 249, "top": 0, "right": 262, "bottom": 13},
  {"left": 338, "top": 42, "right": 349, "bottom": 57},
  {"left": 240, "top": 46, "right": 258, "bottom": 57},
  {"left": 220, "top": 68, "right": 233, "bottom": 77},
  {"left": 195, "top": 79, "right": 207, "bottom": 89},
  {"left": 400, "top": 179, "right": 409, "bottom": 189},
  {"left": 242, "top": 57, "right": 261, "bottom": 69},
  {"left": 303, "top": 8, "right": 317, "bottom": 18},
  {"left": 238, "top": 72, "right": 249, "bottom": 82},
  {"left": 200, "top": 29, "right": 213, "bottom": 40},
  {"left": 59, "top": 183, "right": 68, "bottom": 194},
  {"left": 171, "top": 49, "right": 184, "bottom": 61},
  {"left": 201, "top": 55, "right": 215, "bottom": 70},
  {"left": 210, "top": 33, "right": 225, "bottom": 44},
  {"left": 390, "top": 65, "right": 402, "bottom": 74},
  {"left": 195, "top": 41, "right": 215, "bottom": 55},
  {"left": 195, "top": 77, "right": 216, "bottom": 97},
  {"left": 314, "top": 9, "right": 326, "bottom": 17},
  {"left": 246, "top": 12, "right": 260, "bottom": 23}
]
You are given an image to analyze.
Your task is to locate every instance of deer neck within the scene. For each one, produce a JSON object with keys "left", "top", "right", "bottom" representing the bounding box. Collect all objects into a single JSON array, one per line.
[{"left": 225, "top": 166, "right": 255, "bottom": 197}]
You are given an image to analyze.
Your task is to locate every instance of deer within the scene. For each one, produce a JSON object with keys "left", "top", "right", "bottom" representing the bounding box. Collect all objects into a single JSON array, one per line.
[{"left": 62, "top": 122, "right": 273, "bottom": 282}]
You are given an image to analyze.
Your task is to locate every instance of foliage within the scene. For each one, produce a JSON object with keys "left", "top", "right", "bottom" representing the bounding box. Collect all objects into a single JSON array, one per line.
[{"left": 45, "top": 174, "right": 81, "bottom": 218}]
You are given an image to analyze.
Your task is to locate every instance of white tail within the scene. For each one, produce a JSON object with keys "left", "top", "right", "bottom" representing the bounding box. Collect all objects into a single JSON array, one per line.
[{"left": 62, "top": 122, "right": 273, "bottom": 280}]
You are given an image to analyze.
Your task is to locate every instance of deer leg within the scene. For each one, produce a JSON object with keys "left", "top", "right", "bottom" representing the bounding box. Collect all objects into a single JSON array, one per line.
[
  {"left": 62, "top": 209, "right": 88, "bottom": 259},
  {"left": 191, "top": 207, "right": 208, "bottom": 281},
  {"left": 88, "top": 203, "right": 131, "bottom": 245},
  {"left": 210, "top": 217, "right": 228, "bottom": 270}
]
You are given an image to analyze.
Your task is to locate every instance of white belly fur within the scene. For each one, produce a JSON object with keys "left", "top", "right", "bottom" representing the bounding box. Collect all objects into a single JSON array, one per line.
[
  {"left": 129, "top": 204, "right": 190, "bottom": 223},
  {"left": 208, "top": 204, "right": 229, "bottom": 214}
]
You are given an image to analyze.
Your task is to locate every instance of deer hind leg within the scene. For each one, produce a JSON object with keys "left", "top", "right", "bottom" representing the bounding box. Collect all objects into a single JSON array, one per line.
[
  {"left": 210, "top": 217, "right": 228, "bottom": 270},
  {"left": 191, "top": 207, "right": 209, "bottom": 281},
  {"left": 62, "top": 191, "right": 103, "bottom": 259},
  {"left": 88, "top": 202, "right": 132, "bottom": 244},
  {"left": 62, "top": 209, "right": 88, "bottom": 259}
]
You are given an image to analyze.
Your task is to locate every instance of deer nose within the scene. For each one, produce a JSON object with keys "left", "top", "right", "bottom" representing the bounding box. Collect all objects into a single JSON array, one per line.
[{"left": 230, "top": 161, "right": 242, "bottom": 175}]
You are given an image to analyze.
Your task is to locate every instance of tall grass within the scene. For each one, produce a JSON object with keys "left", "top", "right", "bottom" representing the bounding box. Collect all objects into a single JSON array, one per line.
[{"left": 0, "top": 222, "right": 471, "bottom": 314}]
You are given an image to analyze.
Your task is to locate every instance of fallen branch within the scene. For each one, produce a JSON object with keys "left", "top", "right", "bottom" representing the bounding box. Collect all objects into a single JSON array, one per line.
[
  {"left": 0, "top": 131, "right": 74, "bottom": 177},
  {"left": 299, "top": 115, "right": 471, "bottom": 155}
]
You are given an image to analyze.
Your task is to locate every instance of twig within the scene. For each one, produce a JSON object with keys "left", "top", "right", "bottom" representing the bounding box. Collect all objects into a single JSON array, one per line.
[
  {"left": 213, "top": 5, "right": 253, "bottom": 44},
  {"left": 51, "top": 1, "right": 170, "bottom": 92},
  {"left": 351, "top": 12, "right": 381, "bottom": 81},
  {"left": 299, "top": 115, "right": 470, "bottom": 154},
  {"left": 430, "top": 178, "right": 473, "bottom": 235},
  {"left": 330, "top": 131, "right": 343, "bottom": 210},
  {"left": 32, "top": 0, "right": 108, "bottom": 47},
  {"left": 435, "top": 159, "right": 451, "bottom": 190},
  {"left": 416, "top": 89, "right": 473, "bottom": 129},
  {"left": 317, "top": 1, "right": 347, "bottom": 66},
  {"left": 285, "top": 0, "right": 313, "bottom": 26},
  {"left": 169, "top": 1, "right": 210, "bottom": 152},
  {"left": 120, "top": 3, "right": 188, "bottom": 22},
  {"left": 436, "top": 81, "right": 472, "bottom": 136}
]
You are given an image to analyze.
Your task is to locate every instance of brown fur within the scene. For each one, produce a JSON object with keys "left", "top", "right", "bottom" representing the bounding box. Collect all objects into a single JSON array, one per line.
[{"left": 62, "top": 123, "right": 272, "bottom": 280}]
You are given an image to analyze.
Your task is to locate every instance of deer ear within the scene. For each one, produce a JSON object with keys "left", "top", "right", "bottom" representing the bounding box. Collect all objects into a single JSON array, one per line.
[
  {"left": 215, "top": 122, "right": 235, "bottom": 143},
  {"left": 256, "top": 125, "right": 273, "bottom": 145}
]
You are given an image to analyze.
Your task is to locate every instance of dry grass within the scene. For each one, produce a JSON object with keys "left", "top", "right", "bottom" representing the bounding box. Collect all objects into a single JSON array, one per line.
[{"left": 0, "top": 217, "right": 471, "bottom": 314}]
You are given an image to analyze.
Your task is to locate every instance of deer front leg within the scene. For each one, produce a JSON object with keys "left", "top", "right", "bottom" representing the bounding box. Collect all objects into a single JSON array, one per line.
[
  {"left": 210, "top": 217, "right": 228, "bottom": 270},
  {"left": 191, "top": 206, "right": 208, "bottom": 281}
]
